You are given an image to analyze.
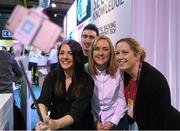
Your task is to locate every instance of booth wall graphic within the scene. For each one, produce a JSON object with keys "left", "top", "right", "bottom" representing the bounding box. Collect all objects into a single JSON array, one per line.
[
  {"left": 77, "top": 0, "right": 91, "bottom": 25},
  {"left": 91, "top": 0, "right": 132, "bottom": 45},
  {"left": 66, "top": 0, "right": 77, "bottom": 40},
  {"left": 66, "top": 0, "right": 91, "bottom": 43}
]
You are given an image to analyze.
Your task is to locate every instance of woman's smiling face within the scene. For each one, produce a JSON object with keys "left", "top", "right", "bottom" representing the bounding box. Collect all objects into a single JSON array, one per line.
[
  {"left": 93, "top": 39, "right": 111, "bottom": 66},
  {"left": 59, "top": 44, "right": 73, "bottom": 71},
  {"left": 115, "top": 41, "right": 139, "bottom": 72}
]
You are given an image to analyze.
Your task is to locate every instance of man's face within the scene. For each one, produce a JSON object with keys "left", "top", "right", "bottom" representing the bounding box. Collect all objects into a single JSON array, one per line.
[{"left": 81, "top": 29, "right": 97, "bottom": 56}]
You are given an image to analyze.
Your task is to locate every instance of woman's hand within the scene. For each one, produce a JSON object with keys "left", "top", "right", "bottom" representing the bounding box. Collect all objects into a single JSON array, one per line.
[
  {"left": 96, "top": 121, "right": 114, "bottom": 130},
  {"left": 96, "top": 121, "right": 104, "bottom": 130},
  {"left": 103, "top": 121, "right": 114, "bottom": 130},
  {"left": 35, "top": 121, "right": 49, "bottom": 131},
  {"left": 35, "top": 116, "right": 59, "bottom": 130}
]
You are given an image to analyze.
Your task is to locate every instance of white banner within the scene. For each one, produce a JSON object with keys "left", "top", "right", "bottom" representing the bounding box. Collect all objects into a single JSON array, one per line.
[{"left": 91, "top": 0, "right": 132, "bottom": 45}]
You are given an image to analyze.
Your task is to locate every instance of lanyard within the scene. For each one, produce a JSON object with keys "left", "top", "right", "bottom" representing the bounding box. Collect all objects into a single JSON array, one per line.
[
  {"left": 127, "top": 63, "right": 142, "bottom": 119},
  {"left": 136, "top": 62, "right": 142, "bottom": 88},
  {"left": 128, "top": 62, "right": 142, "bottom": 96}
]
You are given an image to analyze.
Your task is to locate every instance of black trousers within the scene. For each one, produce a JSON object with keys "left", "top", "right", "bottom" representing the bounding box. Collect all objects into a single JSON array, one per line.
[
  {"left": 28, "top": 62, "right": 37, "bottom": 83},
  {"left": 14, "top": 104, "right": 26, "bottom": 130}
]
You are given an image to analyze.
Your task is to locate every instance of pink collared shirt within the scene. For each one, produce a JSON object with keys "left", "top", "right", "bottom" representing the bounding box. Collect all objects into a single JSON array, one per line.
[{"left": 91, "top": 68, "right": 127, "bottom": 125}]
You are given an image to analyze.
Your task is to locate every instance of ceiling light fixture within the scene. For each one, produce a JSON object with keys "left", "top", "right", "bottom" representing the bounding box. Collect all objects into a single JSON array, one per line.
[
  {"left": 54, "top": 13, "right": 57, "bottom": 17},
  {"left": 51, "top": 3, "right": 56, "bottom": 8}
]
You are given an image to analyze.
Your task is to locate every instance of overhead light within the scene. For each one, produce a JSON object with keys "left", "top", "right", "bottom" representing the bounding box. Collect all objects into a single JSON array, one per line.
[{"left": 51, "top": 3, "right": 56, "bottom": 8}]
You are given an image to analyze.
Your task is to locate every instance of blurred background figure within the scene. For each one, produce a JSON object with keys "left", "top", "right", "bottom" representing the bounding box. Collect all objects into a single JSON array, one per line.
[
  {"left": 28, "top": 47, "right": 39, "bottom": 84},
  {"left": 48, "top": 44, "right": 58, "bottom": 71},
  {"left": 0, "top": 49, "right": 22, "bottom": 93},
  {"left": 38, "top": 51, "right": 49, "bottom": 78},
  {"left": 38, "top": 51, "right": 48, "bottom": 67},
  {"left": 0, "top": 47, "right": 25, "bottom": 130},
  {"left": 0, "top": 46, "right": 7, "bottom": 51},
  {"left": 8, "top": 46, "right": 15, "bottom": 56}
]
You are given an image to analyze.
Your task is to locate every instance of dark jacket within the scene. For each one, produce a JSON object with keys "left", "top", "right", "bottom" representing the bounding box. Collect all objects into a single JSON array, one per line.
[
  {"left": 0, "top": 50, "right": 22, "bottom": 93},
  {"left": 124, "top": 61, "right": 180, "bottom": 129},
  {"left": 83, "top": 54, "right": 88, "bottom": 64}
]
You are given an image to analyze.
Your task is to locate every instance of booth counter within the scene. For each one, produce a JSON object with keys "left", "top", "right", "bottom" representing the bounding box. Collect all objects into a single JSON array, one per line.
[{"left": 0, "top": 93, "right": 13, "bottom": 130}]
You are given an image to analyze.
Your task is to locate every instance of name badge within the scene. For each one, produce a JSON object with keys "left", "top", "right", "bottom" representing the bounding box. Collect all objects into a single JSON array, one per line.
[{"left": 128, "top": 98, "right": 134, "bottom": 118}]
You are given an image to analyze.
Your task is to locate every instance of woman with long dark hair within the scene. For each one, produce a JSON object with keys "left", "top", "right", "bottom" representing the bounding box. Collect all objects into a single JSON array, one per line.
[{"left": 35, "top": 40, "right": 94, "bottom": 130}]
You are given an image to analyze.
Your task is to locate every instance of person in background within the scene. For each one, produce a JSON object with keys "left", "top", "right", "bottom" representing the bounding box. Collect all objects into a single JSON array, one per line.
[
  {"left": 115, "top": 37, "right": 180, "bottom": 130},
  {"left": 0, "top": 49, "right": 22, "bottom": 93},
  {"left": 8, "top": 46, "right": 15, "bottom": 56},
  {"left": 48, "top": 44, "right": 58, "bottom": 71},
  {"left": 81, "top": 23, "right": 99, "bottom": 63},
  {"left": 38, "top": 51, "right": 48, "bottom": 66},
  {"left": 37, "top": 51, "right": 49, "bottom": 77},
  {"left": 0, "top": 48, "right": 25, "bottom": 130},
  {"left": 86, "top": 35, "right": 127, "bottom": 130},
  {"left": 0, "top": 45, "right": 7, "bottom": 51},
  {"left": 28, "top": 47, "right": 39, "bottom": 84},
  {"left": 35, "top": 40, "right": 94, "bottom": 130}
]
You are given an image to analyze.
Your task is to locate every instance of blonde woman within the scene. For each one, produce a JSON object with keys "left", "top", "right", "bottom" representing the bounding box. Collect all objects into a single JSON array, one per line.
[{"left": 86, "top": 35, "right": 127, "bottom": 130}]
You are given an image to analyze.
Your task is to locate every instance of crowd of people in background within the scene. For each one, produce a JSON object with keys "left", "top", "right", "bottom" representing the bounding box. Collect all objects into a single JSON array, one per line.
[
  {"left": 27, "top": 44, "right": 58, "bottom": 85},
  {"left": 1, "top": 23, "right": 180, "bottom": 130}
]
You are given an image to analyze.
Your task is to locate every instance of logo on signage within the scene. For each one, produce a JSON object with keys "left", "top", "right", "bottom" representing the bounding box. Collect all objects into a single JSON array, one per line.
[
  {"left": 77, "top": 0, "right": 88, "bottom": 21},
  {"left": 77, "top": 0, "right": 90, "bottom": 25},
  {"left": 2, "top": 30, "right": 12, "bottom": 38}
]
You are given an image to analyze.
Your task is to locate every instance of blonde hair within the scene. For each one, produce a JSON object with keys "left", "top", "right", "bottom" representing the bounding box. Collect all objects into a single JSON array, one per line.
[
  {"left": 88, "top": 35, "right": 118, "bottom": 76},
  {"left": 115, "top": 37, "right": 146, "bottom": 62}
]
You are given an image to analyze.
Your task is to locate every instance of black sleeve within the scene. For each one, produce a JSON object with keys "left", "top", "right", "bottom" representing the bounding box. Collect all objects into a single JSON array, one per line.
[
  {"left": 151, "top": 79, "right": 171, "bottom": 129},
  {"left": 12, "top": 58, "right": 22, "bottom": 77},
  {"left": 146, "top": 72, "right": 171, "bottom": 129},
  {"left": 68, "top": 73, "right": 94, "bottom": 123},
  {"left": 37, "top": 72, "right": 54, "bottom": 108}
]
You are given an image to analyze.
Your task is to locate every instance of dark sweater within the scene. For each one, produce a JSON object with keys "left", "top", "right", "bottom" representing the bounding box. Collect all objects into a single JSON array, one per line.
[
  {"left": 0, "top": 50, "right": 22, "bottom": 93},
  {"left": 83, "top": 55, "right": 88, "bottom": 64}
]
